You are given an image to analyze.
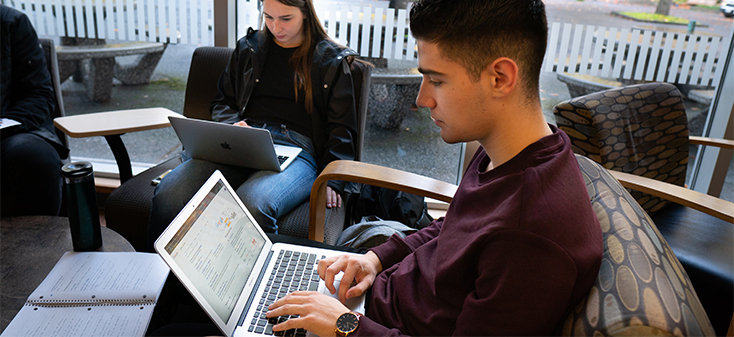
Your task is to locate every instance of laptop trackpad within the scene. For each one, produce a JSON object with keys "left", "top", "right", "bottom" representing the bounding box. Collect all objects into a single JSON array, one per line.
[{"left": 317, "top": 273, "right": 366, "bottom": 314}]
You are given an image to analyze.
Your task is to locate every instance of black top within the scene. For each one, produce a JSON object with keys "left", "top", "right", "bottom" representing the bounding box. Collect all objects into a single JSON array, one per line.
[
  {"left": 0, "top": 5, "right": 68, "bottom": 158},
  {"left": 211, "top": 28, "right": 360, "bottom": 192},
  {"left": 244, "top": 38, "right": 313, "bottom": 140}
]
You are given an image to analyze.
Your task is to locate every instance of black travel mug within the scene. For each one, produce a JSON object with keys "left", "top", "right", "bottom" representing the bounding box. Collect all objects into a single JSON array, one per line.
[{"left": 61, "top": 161, "right": 103, "bottom": 251}]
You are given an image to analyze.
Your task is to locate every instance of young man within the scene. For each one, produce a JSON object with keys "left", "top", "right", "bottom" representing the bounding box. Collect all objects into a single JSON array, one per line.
[{"left": 267, "top": 0, "right": 603, "bottom": 335}]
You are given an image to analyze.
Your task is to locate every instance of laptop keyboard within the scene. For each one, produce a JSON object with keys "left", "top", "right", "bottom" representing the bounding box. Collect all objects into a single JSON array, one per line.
[
  {"left": 248, "top": 250, "right": 325, "bottom": 336},
  {"left": 277, "top": 155, "right": 288, "bottom": 165}
]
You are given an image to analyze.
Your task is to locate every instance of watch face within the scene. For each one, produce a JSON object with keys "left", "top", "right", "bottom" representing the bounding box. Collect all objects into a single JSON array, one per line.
[{"left": 336, "top": 312, "right": 359, "bottom": 334}]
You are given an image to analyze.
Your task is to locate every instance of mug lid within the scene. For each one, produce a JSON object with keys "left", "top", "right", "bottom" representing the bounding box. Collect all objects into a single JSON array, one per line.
[{"left": 61, "top": 161, "right": 94, "bottom": 177}]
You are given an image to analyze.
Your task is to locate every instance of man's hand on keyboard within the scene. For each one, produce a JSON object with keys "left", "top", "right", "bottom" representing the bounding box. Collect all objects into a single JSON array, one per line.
[
  {"left": 267, "top": 291, "right": 349, "bottom": 337},
  {"left": 318, "top": 251, "right": 382, "bottom": 304}
]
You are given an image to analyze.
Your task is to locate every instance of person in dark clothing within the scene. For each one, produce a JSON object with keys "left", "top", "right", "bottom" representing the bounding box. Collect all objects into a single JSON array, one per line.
[
  {"left": 1, "top": 4, "right": 69, "bottom": 217},
  {"left": 147, "top": 0, "right": 363, "bottom": 247},
  {"left": 266, "top": 0, "right": 604, "bottom": 336}
]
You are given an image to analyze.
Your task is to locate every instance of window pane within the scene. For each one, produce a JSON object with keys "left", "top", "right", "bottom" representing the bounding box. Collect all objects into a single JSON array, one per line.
[
  {"left": 60, "top": 43, "right": 198, "bottom": 169},
  {"left": 362, "top": 106, "right": 462, "bottom": 184}
]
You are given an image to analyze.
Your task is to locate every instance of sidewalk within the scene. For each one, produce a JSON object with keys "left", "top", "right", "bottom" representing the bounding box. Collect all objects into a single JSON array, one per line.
[{"left": 57, "top": 0, "right": 734, "bottom": 200}]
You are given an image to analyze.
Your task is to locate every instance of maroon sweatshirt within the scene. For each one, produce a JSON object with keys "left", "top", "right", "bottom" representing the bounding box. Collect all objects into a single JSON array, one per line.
[{"left": 356, "top": 126, "right": 603, "bottom": 336}]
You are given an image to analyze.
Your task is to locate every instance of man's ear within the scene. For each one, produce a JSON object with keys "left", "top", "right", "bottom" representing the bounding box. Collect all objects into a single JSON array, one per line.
[{"left": 484, "top": 57, "right": 518, "bottom": 97}]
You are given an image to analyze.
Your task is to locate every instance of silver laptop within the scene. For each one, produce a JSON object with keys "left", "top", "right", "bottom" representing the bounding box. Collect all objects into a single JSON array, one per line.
[
  {"left": 169, "top": 116, "right": 303, "bottom": 172},
  {"left": 154, "top": 170, "right": 366, "bottom": 337}
]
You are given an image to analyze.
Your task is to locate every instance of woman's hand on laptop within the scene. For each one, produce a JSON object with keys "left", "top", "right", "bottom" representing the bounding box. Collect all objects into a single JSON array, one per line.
[
  {"left": 233, "top": 120, "right": 250, "bottom": 127},
  {"left": 326, "top": 186, "right": 342, "bottom": 208},
  {"left": 267, "top": 291, "right": 349, "bottom": 337}
]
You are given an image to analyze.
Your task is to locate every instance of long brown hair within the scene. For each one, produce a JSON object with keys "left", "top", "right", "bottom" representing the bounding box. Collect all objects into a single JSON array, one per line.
[{"left": 260, "top": 0, "right": 330, "bottom": 115}]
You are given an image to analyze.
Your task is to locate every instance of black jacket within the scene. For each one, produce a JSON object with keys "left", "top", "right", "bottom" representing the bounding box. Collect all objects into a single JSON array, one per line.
[
  {"left": 0, "top": 5, "right": 68, "bottom": 158},
  {"left": 211, "top": 28, "right": 359, "bottom": 177}
]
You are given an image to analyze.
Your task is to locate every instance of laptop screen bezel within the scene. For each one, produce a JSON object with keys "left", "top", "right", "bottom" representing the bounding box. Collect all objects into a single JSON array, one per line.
[{"left": 153, "top": 170, "right": 274, "bottom": 337}]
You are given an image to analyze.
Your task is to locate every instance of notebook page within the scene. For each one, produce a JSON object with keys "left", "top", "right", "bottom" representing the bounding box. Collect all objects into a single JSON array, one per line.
[
  {"left": 1, "top": 304, "right": 154, "bottom": 337},
  {"left": 27, "top": 252, "right": 169, "bottom": 304}
]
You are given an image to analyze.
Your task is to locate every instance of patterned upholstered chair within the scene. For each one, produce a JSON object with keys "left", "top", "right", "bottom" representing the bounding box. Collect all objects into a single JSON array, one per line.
[
  {"left": 558, "top": 155, "right": 715, "bottom": 336},
  {"left": 553, "top": 82, "right": 688, "bottom": 216},
  {"left": 306, "top": 155, "right": 719, "bottom": 335},
  {"left": 552, "top": 83, "right": 734, "bottom": 335}
]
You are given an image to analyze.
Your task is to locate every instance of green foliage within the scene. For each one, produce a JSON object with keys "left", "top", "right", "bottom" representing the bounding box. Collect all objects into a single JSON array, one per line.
[
  {"left": 149, "top": 77, "right": 187, "bottom": 91},
  {"left": 617, "top": 11, "right": 690, "bottom": 24}
]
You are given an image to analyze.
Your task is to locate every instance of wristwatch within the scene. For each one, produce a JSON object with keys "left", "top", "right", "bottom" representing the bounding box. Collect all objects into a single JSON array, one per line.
[{"left": 335, "top": 311, "right": 362, "bottom": 336}]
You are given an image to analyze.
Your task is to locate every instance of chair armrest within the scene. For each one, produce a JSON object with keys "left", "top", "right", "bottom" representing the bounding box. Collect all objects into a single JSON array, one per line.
[
  {"left": 689, "top": 136, "right": 734, "bottom": 150},
  {"left": 308, "top": 160, "right": 458, "bottom": 242},
  {"left": 53, "top": 107, "right": 179, "bottom": 138},
  {"left": 608, "top": 170, "right": 734, "bottom": 224}
]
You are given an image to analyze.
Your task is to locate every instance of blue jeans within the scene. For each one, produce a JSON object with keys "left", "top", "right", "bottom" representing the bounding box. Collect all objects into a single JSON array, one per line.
[{"left": 147, "top": 124, "right": 318, "bottom": 252}]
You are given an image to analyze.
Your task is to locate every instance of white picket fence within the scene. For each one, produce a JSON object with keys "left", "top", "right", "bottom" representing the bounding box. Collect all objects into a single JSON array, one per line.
[
  {"left": 311, "top": 3, "right": 418, "bottom": 61},
  {"left": 2, "top": 0, "right": 420, "bottom": 60},
  {"left": 543, "top": 22, "right": 730, "bottom": 87},
  {"left": 2, "top": 0, "right": 215, "bottom": 44},
  {"left": 4, "top": 0, "right": 729, "bottom": 87}
]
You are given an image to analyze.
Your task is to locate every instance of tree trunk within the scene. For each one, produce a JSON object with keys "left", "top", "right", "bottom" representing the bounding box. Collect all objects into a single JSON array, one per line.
[
  {"left": 389, "top": 0, "right": 409, "bottom": 9},
  {"left": 655, "top": 0, "right": 673, "bottom": 15}
]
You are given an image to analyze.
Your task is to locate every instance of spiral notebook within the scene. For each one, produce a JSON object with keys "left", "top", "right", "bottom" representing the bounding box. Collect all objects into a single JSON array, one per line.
[{"left": 1, "top": 252, "right": 170, "bottom": 337}]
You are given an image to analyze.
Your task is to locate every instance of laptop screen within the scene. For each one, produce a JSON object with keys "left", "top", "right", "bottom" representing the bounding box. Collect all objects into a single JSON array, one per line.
[{"left": 163, "top": 179, "right": 267, "bottom": 323}]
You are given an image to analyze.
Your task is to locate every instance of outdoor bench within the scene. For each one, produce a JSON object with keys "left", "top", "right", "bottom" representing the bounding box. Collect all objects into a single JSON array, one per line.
[
  {"left": 56, "top": 41, "right": 167, "bottom": 102},
  {"left": 368, "top": 67, "right": 422, "bottom": 130},
  {"left": 556, "top": 72, "right": 715, "bottom": 105}
]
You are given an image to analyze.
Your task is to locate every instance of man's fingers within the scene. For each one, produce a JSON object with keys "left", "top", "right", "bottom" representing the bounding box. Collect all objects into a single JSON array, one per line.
[
  {"left": 318, "top": 258, "right": 338, "bottom": 293},
  {"left": 338, "top": 265, "right": 357, "bottom": 303},
  {"left": 345, "top": 278, "right": 373, "bottom": 300},
  {"left": 270, "top": 312, "right": 304, "bottom": 332},
  {"left": 268, "top": 291, "right": 309, "bottom": 310},
  {"left": 322, "top": 258, "right": 347, "bottom": 294}
]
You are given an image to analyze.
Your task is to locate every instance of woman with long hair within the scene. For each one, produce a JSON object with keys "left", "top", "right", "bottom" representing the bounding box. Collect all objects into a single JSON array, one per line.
[{"left": 147, "top": 0, "right": 364, "bottom": 248}]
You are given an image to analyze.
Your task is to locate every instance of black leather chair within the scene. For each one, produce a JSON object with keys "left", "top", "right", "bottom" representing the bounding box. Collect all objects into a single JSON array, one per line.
[
  {"left": 38, "top": 38, "right": 72, "bottom": 216},
  {"left": 552, "top": 82, "right": 734, "bottom": 335},
  {"left": 103, "top": 46, "right": 372, "bottom": 251},
  {"left": 40, "top": 38, "right": 69, "bottom": 152}
]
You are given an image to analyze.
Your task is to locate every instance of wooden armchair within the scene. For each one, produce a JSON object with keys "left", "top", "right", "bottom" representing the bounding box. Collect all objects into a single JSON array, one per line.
[
  {"left": 309, "top": 155, "right": 734, "bottom": 336},
  {"left": 306, "top": 154, "right": 727, "bottom": 335},
  {"left": 308, "top": 160, "right": 458, "bottom": 241}
]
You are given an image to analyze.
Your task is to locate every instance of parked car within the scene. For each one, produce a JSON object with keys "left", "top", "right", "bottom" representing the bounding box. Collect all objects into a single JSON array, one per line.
[{"left": 722, "top": 0, "right": 734, "bottom": 18}]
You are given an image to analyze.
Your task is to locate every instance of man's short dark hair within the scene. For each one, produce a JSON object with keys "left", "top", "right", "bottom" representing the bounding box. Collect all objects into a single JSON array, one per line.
[{"left": 410, "top": 0, "right": 548, "bottom": 97}]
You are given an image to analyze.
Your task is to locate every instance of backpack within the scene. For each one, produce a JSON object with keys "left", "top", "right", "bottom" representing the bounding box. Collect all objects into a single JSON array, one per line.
[
  {"left": 336, "top": 216, "right": 417, "bottom": 249},
  {"left": 346, "top": 184, "right": 433, "bottom": 230}
]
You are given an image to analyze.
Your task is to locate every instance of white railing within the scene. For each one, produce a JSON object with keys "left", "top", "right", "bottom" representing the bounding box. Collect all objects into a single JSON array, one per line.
[
  {"left": 543, "top": 22, "right": 730, "bottom": 87},
  {"left": 237, "top": 1, "right": 417, "bottom": 62},
  {"left": 2, "top": 0, "right": 214, "bottom": 45},
  {"left": 6, "top": 0, "right": 727, "bottom": 88},
  {"left": 316, "top": 4, "right": 417, "bottom": 61}
]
